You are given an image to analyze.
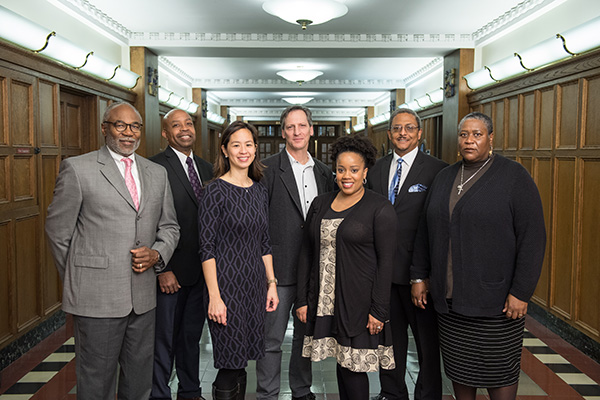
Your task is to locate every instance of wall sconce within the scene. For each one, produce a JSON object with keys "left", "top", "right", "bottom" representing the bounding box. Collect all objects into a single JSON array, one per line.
[
  {"left": 110, "top": 67, "right": 141, "bottom": 89},
  {"left": 0, "top": 5, "right": 52, "bottom": 50},
  {"left": 560, "top": 15, "right": 600, "bottom": 54},
  {"left": 463, "top": 67, "right": 495, "bottom": 90},
  {"left": 187, "top": 102, "right": 200, "bottom": 114},
  {"left": 0, "top": 5, "right": 140, "bottom": 89},
  {"left": 486, "top": 54, "right": 528, "bottom": 81},
  {"left": 353, "top": 122, "right": 365, "bottom": 132},
  {"left": 207, "top": 111, "right": 225, "bottom": 125},
  {"left": 369, "top": 111, "right": 390, "bottom": 126},
  {"left": 427, "top": 88, "right": 444, "bottom": 104}
]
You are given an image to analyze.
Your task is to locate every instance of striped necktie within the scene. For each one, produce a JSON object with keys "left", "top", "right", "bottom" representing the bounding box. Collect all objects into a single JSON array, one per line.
[{"left": 388, "top": 157, "right": 403, "bottom": 204}]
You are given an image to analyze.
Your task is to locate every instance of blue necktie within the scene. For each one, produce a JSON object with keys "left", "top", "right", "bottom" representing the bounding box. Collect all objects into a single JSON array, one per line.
[{"left": 388, "top": 157, "right": 403, "bottom": 203}]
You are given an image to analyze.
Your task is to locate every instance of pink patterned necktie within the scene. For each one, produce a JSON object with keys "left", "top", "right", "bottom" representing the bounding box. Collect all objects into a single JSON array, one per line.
[{"left": 121, "top": 157, "right": 139, "bottom": 210}]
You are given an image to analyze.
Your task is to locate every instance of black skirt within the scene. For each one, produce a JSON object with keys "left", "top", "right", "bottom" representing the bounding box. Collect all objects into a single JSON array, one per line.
[{"left": 437, "top": 301, "right": 525, "bottom": 388}]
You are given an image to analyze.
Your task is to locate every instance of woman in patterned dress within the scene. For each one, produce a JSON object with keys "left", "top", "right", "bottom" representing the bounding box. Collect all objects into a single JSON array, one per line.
[
  {"left": 296, "top": 135, "right": 397, "bottom": 400},
  {"left": 199, "top": 121, "right": 279, "bottom": 400}
]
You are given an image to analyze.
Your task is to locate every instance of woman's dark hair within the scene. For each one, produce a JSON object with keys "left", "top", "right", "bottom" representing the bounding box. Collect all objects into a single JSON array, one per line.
[
  {"left": 214, "top": 120, "right": 264, "bottom": 181},
  {"left": 330, "top": 134, "right": 377, "bottom": 169}
]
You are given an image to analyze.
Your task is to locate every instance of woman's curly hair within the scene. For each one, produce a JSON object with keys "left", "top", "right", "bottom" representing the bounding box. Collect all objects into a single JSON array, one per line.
[{"left": 330, "top": 134, "right": 377, "bottom": 169}]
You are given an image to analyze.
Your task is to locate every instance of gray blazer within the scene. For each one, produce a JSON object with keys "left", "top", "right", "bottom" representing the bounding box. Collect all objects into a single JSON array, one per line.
[
  {"left": 45, "top": 145, "right": 180, "bottom": 318},
  {"left": 261, "top": 149, "right": 334, "bottom": 285}
]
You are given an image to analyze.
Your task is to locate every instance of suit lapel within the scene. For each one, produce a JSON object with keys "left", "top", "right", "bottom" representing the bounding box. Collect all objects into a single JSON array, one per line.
[
  {"left": 98, "top": 146, "right": 138, "bottom": 212},
  {"left": 137, "top": 155, "right": 153, "bottom": 213},
  {"left": 278, "top": 151, "right": 303, "bottom": 215},
  {"left": 394, "top": 151, "right": 424, "bottom": 206},
  {"left": 379, "top": 154, "right": 393, "bottom": 197},
  {"left": 166, "top": 147, "right": 198, "bottom": 206}
]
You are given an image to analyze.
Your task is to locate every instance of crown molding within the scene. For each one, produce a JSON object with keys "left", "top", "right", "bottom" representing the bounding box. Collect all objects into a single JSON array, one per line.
[
  {"left": 47, "top": 0, "right": 131, "bottom": 44},
  {"left": 473, "top": 0, "right": 561, "bottom": 44},
  {"left": 403, "top": 57, "right": 444, "bottom": 87},
  {"left": 158, "top": 56, "right": 193, "bottom": 86},
  {"left": 192, "top": 78, "right": 405, "bottom": 89}
]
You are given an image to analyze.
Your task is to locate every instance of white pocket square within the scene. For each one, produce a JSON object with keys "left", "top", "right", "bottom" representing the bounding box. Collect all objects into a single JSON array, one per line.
[{"left": 408, "top": 183, "right": 428, "bottom": 193}]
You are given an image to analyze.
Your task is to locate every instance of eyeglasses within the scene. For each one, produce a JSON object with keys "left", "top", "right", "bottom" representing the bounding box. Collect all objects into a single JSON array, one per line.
[
  {"left": 103, "top": 121, "right": 143, "bottom": 133},
  {"left": 390, "top": 125, "right": 419, "bottom": 134}
]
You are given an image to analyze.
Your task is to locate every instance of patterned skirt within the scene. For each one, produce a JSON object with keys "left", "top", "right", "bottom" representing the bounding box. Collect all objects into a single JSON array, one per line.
[
  {"left": 302, "top": 217, "right": 395, "bottom": 373},
  {"left": 438, "top": 300, "right": 525, "bottom": 387}
]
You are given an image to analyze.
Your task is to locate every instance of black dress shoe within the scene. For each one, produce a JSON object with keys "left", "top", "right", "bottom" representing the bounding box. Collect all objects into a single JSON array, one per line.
[{"left": 292, "top": 393, "right": 316, "bottom": 400}]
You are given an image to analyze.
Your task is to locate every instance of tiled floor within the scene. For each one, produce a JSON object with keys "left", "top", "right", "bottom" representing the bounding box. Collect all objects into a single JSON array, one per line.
[{"left": 1, "top": 315, "right": 599, "bottom": 399}]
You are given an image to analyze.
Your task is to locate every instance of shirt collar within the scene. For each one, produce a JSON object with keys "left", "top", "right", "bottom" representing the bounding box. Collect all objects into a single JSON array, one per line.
[
  {"left": 392, "top": 146, "right": 418, "bottom": 167},
  {"left": 286, "top": 149, "right": 314, "bottom": 168},
  {"left": 107, "top": 146, "right": 136, "bottom": 164},
  {"left": 170, "top": 146, "right": 194, "bottom": 164}
]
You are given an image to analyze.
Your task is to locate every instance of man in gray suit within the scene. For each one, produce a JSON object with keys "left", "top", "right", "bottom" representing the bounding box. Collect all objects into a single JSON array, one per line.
[
  {"left": 257, "top": 105, "right": 334, "bottom": 400},
  {"left": 45, "top": 102, "right": 180, "bottom": 400}
]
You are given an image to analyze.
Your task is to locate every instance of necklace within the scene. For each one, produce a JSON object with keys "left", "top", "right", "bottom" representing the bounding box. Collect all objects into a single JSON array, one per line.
[{"left": 457, "top": 157, "right": 492, "bottom": 195}]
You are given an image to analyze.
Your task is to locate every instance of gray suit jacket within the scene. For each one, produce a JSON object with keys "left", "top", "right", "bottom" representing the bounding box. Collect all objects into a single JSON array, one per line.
[
  {"left": 45, "top": 145, "right": 180, "bottom": 318},
  {"left": 261, "top": 149, "right": 334, "bottom": 285}
]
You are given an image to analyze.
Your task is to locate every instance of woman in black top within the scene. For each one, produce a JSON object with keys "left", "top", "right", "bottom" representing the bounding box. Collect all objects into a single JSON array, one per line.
[
  {"left": 411, "top": 112, "right": 546, "bottom": 400},
  {"left": 296, "top": 135, "right": 397, "bottom": 400}
]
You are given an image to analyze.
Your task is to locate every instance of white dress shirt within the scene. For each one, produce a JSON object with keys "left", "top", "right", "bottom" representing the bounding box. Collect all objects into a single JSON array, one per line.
[
  {"left": 387, "top": 146, "right": 419, "bottom": 194},
  {"left": 286, "top": 149, "right": 318, "bottom": 219},
  {"left": 107, "top": 147, "right": 141, "bottom": 205}
]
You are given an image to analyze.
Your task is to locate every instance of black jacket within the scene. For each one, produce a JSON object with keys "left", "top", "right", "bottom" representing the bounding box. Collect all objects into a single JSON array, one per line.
[
  {"left": 261, "top": 149, "right": 334, "bottom": 285},
  {"left": 367, "top": 150, "right": 447, "bottom": 284},
  {"left": 297, "top": 190, "right": 397, "bottom": 338},
  {"left": 150, "top": 147, "right": 213, "bottom": 285},
  {"left": 411, "top": 155, "right": 546, "bottom": 316}
]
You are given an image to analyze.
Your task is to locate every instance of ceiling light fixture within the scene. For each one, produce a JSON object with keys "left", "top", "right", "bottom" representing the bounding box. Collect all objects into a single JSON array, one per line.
[
  {"left": 277, "top": 69, "right": 323, "bottom": 85},
  {"left": 262, "top": 0, "right": 348, "bottom": 30},
  {"left": 282, "top": 97, "right": 313, "bottom": 105}
]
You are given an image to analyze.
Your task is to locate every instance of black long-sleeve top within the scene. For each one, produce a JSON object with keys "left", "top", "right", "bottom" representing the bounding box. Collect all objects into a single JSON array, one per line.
[
  {"left": 297, "top": 189, "right": 397, "bottom": 338},
  {"left": 411, "top": 155, "right": 546, "bottom": 317}
]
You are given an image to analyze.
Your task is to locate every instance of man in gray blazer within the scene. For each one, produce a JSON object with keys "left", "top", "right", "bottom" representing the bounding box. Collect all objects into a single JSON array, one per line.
[
  {"left": 45, "top": 102, "right": 180, "bottom": 400},
  {"left": 257, "top": 105, "right": 334, "bottom": 400}
]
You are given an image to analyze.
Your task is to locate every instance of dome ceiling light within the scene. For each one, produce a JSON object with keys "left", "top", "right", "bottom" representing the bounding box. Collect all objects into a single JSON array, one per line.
[
  {"left": 262, "top": 0, "right": 348, "bottom": 30},
  {"left": 276, "top": 69, "right": 323, "bottom": 85},
  {"left": 282, "top": 97, "right": 314, "bottom": 105}
]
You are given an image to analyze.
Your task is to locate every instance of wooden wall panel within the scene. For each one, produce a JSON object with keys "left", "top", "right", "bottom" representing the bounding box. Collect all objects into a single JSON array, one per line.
[
  {"left": 482, "top": 103, "right": 492, "bottom": 119},
  {"left": 0, "top": 156, "right": 7, "bottom": 204},
  {"left": 10, "top": 79, "right": 34, "bottom": 146},
  {"left": 506, "top": 96, "right": 519, "bottom": 150},
  {"left": 0, "top": 220, "right": 12, "bottom": 344},
  {"left": 533, "top": 158, "right": 552, "bottom": 306},
  {"left": 582, "top": 77, "right": 600, "bottom": 148},
  {"left": 552, "top": 158, "right": 576, "bottom": 318},
  {"left": 494, "top": 100, "right": 505, "bottom": 150},
  {"left": 12, "top": 156, "right": 35, "bottom": 202},
  {"left": 521, "top": 92, "right": 535, "bottom": 150},
  {"left": 0, "top": 77, "right": 6, "bottom": 145},
  {"left": 39, "top": 80, "right": 58, "bottom": 147},
  {"left": 557, "top": 82, "right": 579, "bottom": 149},
  {"left": 578, "top": 158, "right": 600, "bottom": 336},
  {"left": 15, "top": 215, "right": 40, "bottom": 332},
  {"left": 539, "top": 88, "right": 555, "bottom": 150},
  {"left": 467, "top": 48, "right": 600, "bottom": 344},
  {"left": 42, "top": 155, "right": 61, "bottom": 314}
]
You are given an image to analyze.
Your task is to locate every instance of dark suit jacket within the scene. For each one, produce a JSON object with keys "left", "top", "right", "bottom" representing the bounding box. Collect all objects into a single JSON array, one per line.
[
  {"left": 261, "top": 149, "right": 334, "bottom": 285},
  {"left": 150, "top": 146, "right": 213, "bottom": 286},
  {"left": 367, "top": 150, "right": 447, "bottom": 284}
]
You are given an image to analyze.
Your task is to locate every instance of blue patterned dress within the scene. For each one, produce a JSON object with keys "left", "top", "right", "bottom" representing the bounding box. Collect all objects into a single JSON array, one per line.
[{"left": 198, "top": 178, "right": 271, "bottom": 369}]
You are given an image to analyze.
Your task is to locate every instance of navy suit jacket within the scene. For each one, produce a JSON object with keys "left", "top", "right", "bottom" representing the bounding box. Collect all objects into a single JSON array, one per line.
[
  {"left": 150, "top": 146, "right": 213, "bottom": 286},
  {"left": 261, "top": 149, "right": 334, "bottom": 285},
  {"left": 367, "top": 150, "right": 447, "bottom": 284}
]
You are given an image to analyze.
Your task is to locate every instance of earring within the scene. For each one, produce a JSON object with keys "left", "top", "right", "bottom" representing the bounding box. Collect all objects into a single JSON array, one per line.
[
  {"left": 225, "top": 155, "right": 228, "bottom": 158},
  {"left": 363, "top": 178, "right": 367, "bottom": 185},
  {"left": 489, "top": 147, "right": 493, "bottom": 156},
  {"left": 457, "top": 151, "right": 461, "bottom": 157}
]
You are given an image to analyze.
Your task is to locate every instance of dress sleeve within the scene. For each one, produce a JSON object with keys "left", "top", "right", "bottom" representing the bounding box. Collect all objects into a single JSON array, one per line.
[
  {"left": 369, "top": 200, "right": 397, "bottom": 322},
  {"left": 198, "top": 182, "right": 222, "bottom": 262},
  {"left": 509, "top": 168, "right": 547, "bottom": 302},
  {"left": 260, "top": 185, "right": 272, "bottom": 256}
]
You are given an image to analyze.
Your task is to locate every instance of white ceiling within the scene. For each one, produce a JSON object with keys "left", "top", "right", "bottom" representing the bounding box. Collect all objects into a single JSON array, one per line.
[{"left": 50, "top": 0, "right": 552, "bottom": 120}]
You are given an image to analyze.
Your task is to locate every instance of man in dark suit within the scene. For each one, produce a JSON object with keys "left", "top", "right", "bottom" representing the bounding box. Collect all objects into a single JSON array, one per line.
[
  {"left": 257, "top": 105, "right": 334, "bottom": 400},
  {"left": 149, "top": 109, "right": 213, "bottom": 400},
  {"left": 367, "top": 108, "right": 447, "bottom": 400},
  {"left": 45, "top": 102, "right": 180, "bottom": 400}
]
